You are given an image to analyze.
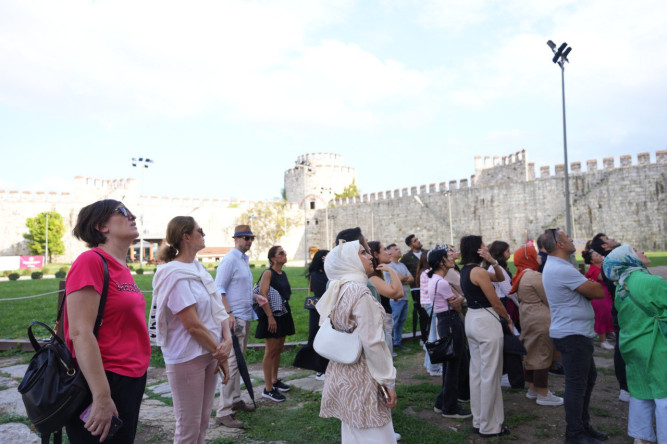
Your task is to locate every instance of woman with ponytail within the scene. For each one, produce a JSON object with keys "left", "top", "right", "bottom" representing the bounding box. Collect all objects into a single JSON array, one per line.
[{"left": 151, "top": 216, "right": 232, "bottom": 443}]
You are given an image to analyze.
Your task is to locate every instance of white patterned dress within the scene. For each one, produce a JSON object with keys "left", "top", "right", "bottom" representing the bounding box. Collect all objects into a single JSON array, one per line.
[{"left": 320, "top": 282, "right": 396, "bottom": 429}]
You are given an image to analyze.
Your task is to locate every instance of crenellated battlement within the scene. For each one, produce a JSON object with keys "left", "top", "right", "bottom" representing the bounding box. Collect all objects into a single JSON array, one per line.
[{"left": 331, "top": 150, "right": 666, "bottom": 207}]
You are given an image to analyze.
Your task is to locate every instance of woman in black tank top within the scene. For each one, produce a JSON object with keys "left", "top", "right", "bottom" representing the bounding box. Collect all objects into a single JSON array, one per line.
[
  {"left": 459, "top": 235, "right": 513, "bottom": 438},
  {"left": 256, "top": 245, "right": 295, "bottom": 402}
]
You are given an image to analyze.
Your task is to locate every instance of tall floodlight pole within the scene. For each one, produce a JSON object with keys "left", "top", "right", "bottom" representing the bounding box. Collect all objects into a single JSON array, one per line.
[
  {"left": 547, "top": 40, "right": 573, "bottom": 237},
  {"left": 131, "top": 157, "right": 155, "bottom": 266}
]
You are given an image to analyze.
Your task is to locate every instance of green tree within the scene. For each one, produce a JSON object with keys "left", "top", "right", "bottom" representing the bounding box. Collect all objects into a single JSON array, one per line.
[
  {"left": 334, "top": 180, "right": 360, "bottom": 199},
  {"left": 24, "top": 211, "right": 66, "bottom": 261},
  {"left": 237, "top": 201, "right": 300, "bottom": 260}
]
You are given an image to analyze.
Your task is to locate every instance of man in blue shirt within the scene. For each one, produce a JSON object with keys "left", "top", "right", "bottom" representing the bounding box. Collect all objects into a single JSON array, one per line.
[
  {"left": 215, "top": 225, "right": 264, "bottom": 428},
  {"left": 385, "top": 244, "right": 413, "bottom": 350},
  {"left": 542, "top": 228, "right": 607, "bottom": 444}
]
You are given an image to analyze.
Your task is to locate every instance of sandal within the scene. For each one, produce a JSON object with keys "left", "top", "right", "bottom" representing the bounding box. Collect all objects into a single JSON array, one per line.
[{"left": 478, "top": 425, "right": 510, "bottom": 438}]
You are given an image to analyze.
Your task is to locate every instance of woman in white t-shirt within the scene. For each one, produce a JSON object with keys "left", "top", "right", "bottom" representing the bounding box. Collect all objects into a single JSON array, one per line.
[{"left": 152, "top": 216, "right": 232, "bottom": 444}]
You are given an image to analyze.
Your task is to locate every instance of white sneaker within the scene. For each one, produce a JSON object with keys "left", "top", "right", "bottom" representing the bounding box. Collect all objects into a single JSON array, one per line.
[
  {"left": 536, "top": 391, "right": 564, "bottom": 406},
  {"left": 394, "top": 432, "right": 401, "bottom": 441},
  {"left": 526, "top": 389, "right": 539, "bottom": 399},
  {"left": 619, "top": 389, "right": 630, "bottom": 402},
  {"left": 315, "top": 373, "right": 325, "bottom": 381},
  {"left": 428, "top": 369, "right": 443, "bottom": 377},
  {"left": 601, "top": 341, "right": 614, "bottom": 350},
  {"left": 500, "top": 374, "right": 511, "bottom": 388}
]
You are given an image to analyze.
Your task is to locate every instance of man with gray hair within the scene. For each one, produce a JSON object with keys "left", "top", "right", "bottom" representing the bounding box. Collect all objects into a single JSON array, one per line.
[{"left": 541, "top": 228, "right": 607, "bottom": 444}]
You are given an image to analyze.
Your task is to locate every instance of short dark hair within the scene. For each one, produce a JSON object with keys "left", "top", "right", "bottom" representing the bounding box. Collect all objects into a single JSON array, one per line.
[
  {"left": 308, "top": 249, "right": 329, "bottom": 276},
  {"left": 405, "top": 234, "right": 416, "bottom": 247},
  {"left": 542, "top": 228, "right": 562, "bottom": 254},
  {"left": 460, "top": 235, "right": 483, "bottom": 264},
  {"left": 591, "top": 233, "right": 609, "bottom": 257},
  {"left": 72, "top": 199, "right": 123, "bottom": 248},
  {"left": 386, "top": 243, "right": 397, "bottom": 250},
  {"left": 336, "top": 227, "right": 363, "bottom": 245}
]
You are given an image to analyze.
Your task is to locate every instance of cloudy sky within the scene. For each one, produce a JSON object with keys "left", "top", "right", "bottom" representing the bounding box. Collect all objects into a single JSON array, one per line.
[{"left": 1, "top": 0, "right": 665, "bottom": 201}]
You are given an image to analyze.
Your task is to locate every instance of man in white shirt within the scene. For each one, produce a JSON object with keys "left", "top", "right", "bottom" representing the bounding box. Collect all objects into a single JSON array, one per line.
[
  {"left": 541, "top": 228, "right": 607, "bottom": 444},
  {"left": 215, "top": 225, "right": 265, "bottom": 428},
  {"left": 385, "top": 244, "right": 414, "bottom": 350}
]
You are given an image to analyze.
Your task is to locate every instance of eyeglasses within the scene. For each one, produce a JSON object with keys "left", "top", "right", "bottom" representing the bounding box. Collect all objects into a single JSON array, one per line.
[
  {"left": 197, "top": 228, "right": 205, "bottom": 236},
  {"left": 112, "top": 206, "right": 134, "bottom": 218}
]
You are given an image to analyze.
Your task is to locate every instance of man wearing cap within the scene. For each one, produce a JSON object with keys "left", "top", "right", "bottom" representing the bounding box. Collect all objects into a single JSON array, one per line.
[{"left": 215, "top": 225, "right": 265, "bottom": 428}]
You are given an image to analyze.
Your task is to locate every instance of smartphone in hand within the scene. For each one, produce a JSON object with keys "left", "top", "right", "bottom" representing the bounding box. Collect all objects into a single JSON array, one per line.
[{"left": 80, "top": 404, "right": 124, "bottom": 438}]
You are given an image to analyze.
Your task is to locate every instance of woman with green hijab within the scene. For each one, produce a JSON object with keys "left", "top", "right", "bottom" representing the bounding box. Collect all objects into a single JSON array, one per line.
[{"left": 602, "top": 245, "right": 666, "bottom": 444}]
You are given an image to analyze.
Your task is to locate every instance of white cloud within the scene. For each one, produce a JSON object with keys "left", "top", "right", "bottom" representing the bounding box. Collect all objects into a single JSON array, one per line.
[{"left": 0, "top": 0, "right": 433, "bottom": 128}]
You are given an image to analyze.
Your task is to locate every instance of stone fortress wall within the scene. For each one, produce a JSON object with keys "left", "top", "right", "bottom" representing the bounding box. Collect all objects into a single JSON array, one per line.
[
  {"left": 0, "top": 176, "right": 303, "bottom": 263},
  {"left": 3, "top": 150, "right": 665, "bottom": 264},
  {"left": 298, "top": 150, "right": 667, "bottom": 252}
]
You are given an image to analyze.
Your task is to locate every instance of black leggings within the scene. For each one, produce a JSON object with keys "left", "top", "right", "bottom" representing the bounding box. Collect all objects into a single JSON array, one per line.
[{"left": 65, "top": 371, "right": 147, "bottom": 444}]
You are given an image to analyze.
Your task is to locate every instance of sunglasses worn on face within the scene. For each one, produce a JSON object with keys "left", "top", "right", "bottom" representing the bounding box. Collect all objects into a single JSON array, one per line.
[
  {"left": 113, "top": 206, "right": 134, "bottom": 218},
  {"left": 276, "top": 251, "right": 286, "bottom": 256},
  {"left": 241, "top": 236, "right": 255, "bottom": 241},
  {"left": 197, "top": 228, "right": 205, "bottom": 236}
]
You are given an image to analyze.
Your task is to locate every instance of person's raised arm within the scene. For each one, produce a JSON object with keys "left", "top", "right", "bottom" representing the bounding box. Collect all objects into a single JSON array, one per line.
[
  {"left": 479, "top": 247, "right": 504, "bottom": 282},
  {"left": 371, "top": 264, "right": 403, "bottom": 299},
  {"left": 471, "top": 267, "right": 512, "bottom": 328},
  {"left": 67, "top": 287, "right": 117, "bottom": 442},
  {"left": 576, "top": 280, "right": 605, "bottom": 300}
]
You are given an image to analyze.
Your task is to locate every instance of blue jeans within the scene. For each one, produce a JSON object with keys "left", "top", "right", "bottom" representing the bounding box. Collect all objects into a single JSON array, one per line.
[
  {"left": 422, "top": 304, "right": 440, "bottom": 372},
  {"left": 629, "top": 396, "right": 667, "bottom": 443},
  {"left": 552, "top": 335, "right": 597, "bottom": 439},
  {"left": 390, "top": 299, "right": 409, "bottom": 346}
]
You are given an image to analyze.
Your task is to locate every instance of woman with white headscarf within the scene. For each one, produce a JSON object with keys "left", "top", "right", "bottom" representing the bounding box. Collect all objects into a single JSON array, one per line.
[
  {"left": 318, "top": 240, "right": 398, "bottom": 443},
  {"left": 603, "top": 245, "right": 666, "bottom": 444}
]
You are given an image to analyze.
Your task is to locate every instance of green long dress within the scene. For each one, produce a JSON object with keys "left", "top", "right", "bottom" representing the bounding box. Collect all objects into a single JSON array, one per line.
[{"left": 616, "top": 271, "right": 667, "bottom": 399}]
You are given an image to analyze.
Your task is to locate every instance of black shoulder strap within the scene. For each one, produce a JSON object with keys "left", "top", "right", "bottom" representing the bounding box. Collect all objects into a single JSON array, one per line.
[
  {"left": 55, "top": 250, "right": 109, "bottom": 338},
  {"left": 92, "top": 251, "right": 109, "bottom": 337}
]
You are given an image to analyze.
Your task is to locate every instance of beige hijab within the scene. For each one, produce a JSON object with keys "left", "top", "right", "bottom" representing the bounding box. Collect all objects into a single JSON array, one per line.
[{"left": 316, "top": 240, "right": 368, "bottom": 321}]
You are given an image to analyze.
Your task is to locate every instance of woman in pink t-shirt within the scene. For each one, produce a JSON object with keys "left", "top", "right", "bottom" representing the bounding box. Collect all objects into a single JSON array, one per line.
[
  {"left": 427, "top": 246, "right": 469, "bottom": 419},
  {"left": 64, "top": 200, "right": 151, "bottom": 443}
]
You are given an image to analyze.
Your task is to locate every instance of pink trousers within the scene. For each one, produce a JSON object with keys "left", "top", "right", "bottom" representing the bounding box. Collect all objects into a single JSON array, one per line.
[{"left": 166, "top": 353, "right": 219, "bottom": 444}]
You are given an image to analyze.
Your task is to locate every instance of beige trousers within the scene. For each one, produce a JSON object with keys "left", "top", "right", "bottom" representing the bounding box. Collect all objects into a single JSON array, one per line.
[
  {"left": 166, "top": 353, "right": 218, "bottom": 444},
  {"left": 341, "top": 420, "right": 396, "bottom": 444},
  {"left": 216, "top": 318, "right": 250, "bottom": 417},
  {"left": 465, "top": 308, "right": 504, "bottom": 435}
]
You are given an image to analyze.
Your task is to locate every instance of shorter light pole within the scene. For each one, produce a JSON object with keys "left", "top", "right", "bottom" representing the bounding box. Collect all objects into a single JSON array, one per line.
[
  {"left": 131, "top": 157, "right": 154, "bottom": 266},
  {"left": 45, "top": 212, "right": 49, "bottom": 265}
]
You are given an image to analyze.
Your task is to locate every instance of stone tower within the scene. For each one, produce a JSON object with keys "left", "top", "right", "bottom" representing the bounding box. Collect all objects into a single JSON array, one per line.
[{"left": 284, "top": 153, "right": 357, "bottom": 209}]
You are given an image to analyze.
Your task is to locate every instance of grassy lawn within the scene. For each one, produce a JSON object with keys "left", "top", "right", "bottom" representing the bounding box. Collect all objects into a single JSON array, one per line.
[{"left": 2, "top": 251, "right": 665, "bottom": 342}]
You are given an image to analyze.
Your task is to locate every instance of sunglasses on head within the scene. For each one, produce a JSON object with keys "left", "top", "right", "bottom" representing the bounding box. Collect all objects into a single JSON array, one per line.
[
  {"left": 548, "top": 228, "right": 560, "bottom": 244},
  {"left": 112, "top": 206, "right": 134, "bottom": 218}
]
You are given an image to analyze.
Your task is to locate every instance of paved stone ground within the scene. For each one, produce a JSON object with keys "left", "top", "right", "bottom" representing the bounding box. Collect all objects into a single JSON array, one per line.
[{"left": 0, "top": 356, "right": 322, "bottom": 443}]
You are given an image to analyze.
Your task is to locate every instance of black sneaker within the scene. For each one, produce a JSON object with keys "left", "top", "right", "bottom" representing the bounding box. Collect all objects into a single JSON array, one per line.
[
  {"left": 262, "top": 388, "right": 286, "bottom": 402},
  {"left": 584, "top": 425, "right": 608, "bottom": 441},
  {"left": 442, "top": 406, "right": 472, "bottom": 419},
  {"left": 273, "top": 379, "right": 291, "bottom": 392}
]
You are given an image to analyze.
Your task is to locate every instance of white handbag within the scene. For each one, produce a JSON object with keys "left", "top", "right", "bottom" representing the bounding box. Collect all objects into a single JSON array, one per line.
[{"left": 314, "top": 317, "right": 362, "bottom": 364}]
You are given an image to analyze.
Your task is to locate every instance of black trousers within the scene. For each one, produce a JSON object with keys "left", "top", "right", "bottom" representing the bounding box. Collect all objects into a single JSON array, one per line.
[
  {"left": 434, "top": 311, "right": 469, "bottom": 413},
  {"left": 65, "top": 371, "right": 147, "bottom": 444},
  {"left": 292, "top": 309, "right": 329, "bottom": 373}
]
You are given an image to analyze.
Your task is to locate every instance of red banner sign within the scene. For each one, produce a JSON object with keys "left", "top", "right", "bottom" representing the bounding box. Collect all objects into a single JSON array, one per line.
[{"left": 20, "top": 256, "right": 44, "bottom": 269}]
